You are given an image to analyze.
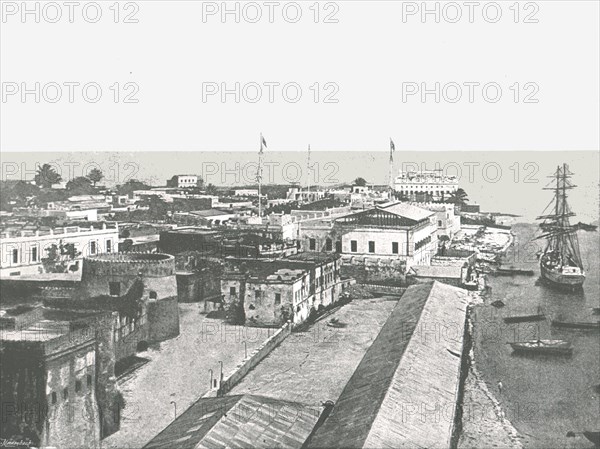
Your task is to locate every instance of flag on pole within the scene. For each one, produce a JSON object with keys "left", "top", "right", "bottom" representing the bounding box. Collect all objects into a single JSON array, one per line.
[{"left": 260, "top": 134, "right": 267, "bottom": 153}]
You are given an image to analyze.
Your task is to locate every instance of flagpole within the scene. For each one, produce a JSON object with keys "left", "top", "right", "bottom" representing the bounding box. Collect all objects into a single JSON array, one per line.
[
  {"left": 306, "top": 144, "right": 311, "bottom": 195},
  {"left": 258, "top": 133, "right": 263, "bottom": 218},
  {"left": 389, "top": 138, "right": 395, "bottom": 193}
]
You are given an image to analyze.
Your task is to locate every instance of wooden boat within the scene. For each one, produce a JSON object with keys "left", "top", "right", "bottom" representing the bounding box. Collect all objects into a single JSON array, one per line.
[
  {"left": 491, "top": 300, "right": 505, "bottom": 308},
  {"left": 536, "top": 164, "right": 586, "bottom": 290},
  {"left": 552, "top": 320, "right": 600, "bottom": 330},
  {"left": 510, "top": 339, "right": 572, "bottom": 355},
  {"left": 504, "top": 314, "right": 545, "bottom": 323},
  {"left": 492, "top": 267, "right": 535, "bottom": 277}
]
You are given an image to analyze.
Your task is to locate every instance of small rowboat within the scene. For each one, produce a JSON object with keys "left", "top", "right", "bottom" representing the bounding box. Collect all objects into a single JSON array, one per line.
[
  {"left": 510, "top": 339, "right": 573, "bottom": 356},
  {"left": 504, "top": 314, "right": 545, "bottom": 323},
  {"left": 492, "top": 267, "right": 535, "bottom": 277},
  {"left": 551, "top": 320, "right": 600, "bottom": 330}
]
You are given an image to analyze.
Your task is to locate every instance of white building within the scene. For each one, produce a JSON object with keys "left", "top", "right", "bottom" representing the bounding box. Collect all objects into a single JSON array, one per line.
[
  {"left": 0, "top": 222, "right": 119, "bottom": 277},
  {"left": 286, "top": 187, "right": 326, "bottom": 203},
  {"left": 394, "top": 169, "right": 458, "bottom": 201},
  {"left": 409, "top": 202, "right": 461, "bottom": 239},
  {"left": 167, "top": 175, "right": 199, "bottom": 189},
  {"left": 336, "top": 203, "right": 438, "bottom": 267},
  {"left": 234, "top": 189, "right": 259, "bottom": 197}
]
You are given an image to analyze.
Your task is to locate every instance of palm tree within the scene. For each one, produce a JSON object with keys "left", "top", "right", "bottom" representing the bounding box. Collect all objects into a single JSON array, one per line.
[
  {"left": 34, "top": 164, "right": 62, "bottom": 188},
  {"left": 446, "top": 188, "right": 469, "bottom": 206},
  {"left": 353, "top": 177, "right": 367, "bottom": 187}
]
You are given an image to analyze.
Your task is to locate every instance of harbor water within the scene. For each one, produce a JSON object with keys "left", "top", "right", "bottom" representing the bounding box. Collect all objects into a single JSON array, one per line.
[{"left": 472, "top": 223, "right": 600, "bottom": 448}]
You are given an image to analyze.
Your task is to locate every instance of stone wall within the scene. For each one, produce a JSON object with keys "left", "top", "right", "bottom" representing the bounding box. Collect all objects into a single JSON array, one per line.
[
  {"left": 341, "top": 256, "right": 406, "bottom": 284},
  {"left": 147, "top": 296, "right": 180, "bottom": 341},
  {"left": 81, "top": 254, "right": 176, "bottom": 300},
  {"left": 216, "top": 322, "right": 292, "bottom": 397}
]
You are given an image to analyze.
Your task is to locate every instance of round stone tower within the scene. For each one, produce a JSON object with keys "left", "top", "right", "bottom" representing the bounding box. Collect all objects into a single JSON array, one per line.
[{"left": 81, "top": 253, "right": 179, "bottom": 343}]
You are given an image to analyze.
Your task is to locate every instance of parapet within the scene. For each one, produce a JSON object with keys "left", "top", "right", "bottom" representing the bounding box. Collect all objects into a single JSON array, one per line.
[{"left": 82, "top": 253, "right": 176, "bottom": 278}]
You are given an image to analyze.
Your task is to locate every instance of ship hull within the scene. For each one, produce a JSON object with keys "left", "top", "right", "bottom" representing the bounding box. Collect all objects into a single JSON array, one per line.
[{"left": 540, "top": 263, "right": 585, "bottom": 289}]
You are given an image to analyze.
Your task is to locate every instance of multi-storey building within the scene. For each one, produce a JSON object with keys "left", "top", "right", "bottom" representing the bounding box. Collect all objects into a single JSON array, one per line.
[
  {"left": 298, "top": 202, "right": 438, "bottom": 270},
  {"left": 220, "top": 254, "right": 344, "bottom": 327},
  {"left": 0, "top": 221, "right": 119, "bottom": 278},
  {"left": 0, "top": 306, "right": 122, "bottom": 448},
  {"left": 408, "top": 202, "right": 461, "bottom": 239},
  {"left": 166, "top": 175, "right": 200, "bottom": 189},
  {"left": 336, "top": 203, "right": 438, "bottom": 267},
  {"left": 394, "top": 169, "right": 458, "bottom": 201}
]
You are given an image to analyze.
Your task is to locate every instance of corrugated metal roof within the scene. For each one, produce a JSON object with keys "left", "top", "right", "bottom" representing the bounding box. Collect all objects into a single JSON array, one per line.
[
  {"left": 305, "top": 283, "right": 434, "bottom": 449},
  {"left": 144, "top": 395, "right": 322, "bottom": 449},
  {"left": 409, "top": 265, "right": 463, "bottom": 279},
  {"left": 379, "top": 202, "right": 435, "bottom": 221},
  {"left": 306, "top": 281, "right": 469, "bottom": 449}
]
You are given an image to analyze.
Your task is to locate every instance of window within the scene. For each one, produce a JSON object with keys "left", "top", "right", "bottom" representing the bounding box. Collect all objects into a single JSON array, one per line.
[
  {"left": 392, "top": 242, "right": 399, "bottom": 254},
  {"left": 109, "top": 282, "right": 121, "bottom": 296},
  {"left": 75, "top": 380, "right": 82, "bottom": 393},
  {"left": 438, "top": 220, "right": 443, "bottom": 228},
  {"left": 87, "top": 375, "right": 92, "bottom": 387},
  {"left": 368, "top": 241, "right": 375, "bottom": 253},
  {"left": 309, "top": 238, "right": 316, "bottom": 250},
  {"left": 149, "top": 291, "right": 157, "bottom": 300},
  {"left": 51, "top": 392, "right": 57, "bottom": 404},
  {"left": 230, "top": 286, "right": 236, "bottom": 295},
  {"left": 350, "top": 240, "right": 357, "bottom": 253},
  {"left": 31, "top": 246, "right": 38, "bottom": 262},
  {"left": 90, "top": 241, "right": 97, "bottom": 255},
  {"left": 255, "top": 290, "right": 261, "bottom": 300},
  {"left": 63, "top": 388, "right": 68, "bottom": 400},
  {"left": 325, "top": 239, "right": 332, "bottom": 251},
  {"left": 12, "top": 248, "right": 18, "bottom": 263},
  {"left": 106, "top": 240, "right": 112, "bottom": 253},
  {"left": 275, "top": 293, "right": 281, "bottom": 305},
  {"left": 335, "top": 241, "right": 342, "bottom": 253}
]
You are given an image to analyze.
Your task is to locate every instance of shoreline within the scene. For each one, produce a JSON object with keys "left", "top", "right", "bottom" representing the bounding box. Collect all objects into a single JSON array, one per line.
[{"left": 459, "top": 295, "right": 525, "bottom": 449}]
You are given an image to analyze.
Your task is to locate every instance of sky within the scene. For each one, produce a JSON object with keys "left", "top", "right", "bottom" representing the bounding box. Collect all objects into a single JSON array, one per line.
[
  {"left": 1, "top": 1, "right": 598, "bottom": 221},
  {"left": 1, "top": 1, "right": 599, "bottom": 151}
]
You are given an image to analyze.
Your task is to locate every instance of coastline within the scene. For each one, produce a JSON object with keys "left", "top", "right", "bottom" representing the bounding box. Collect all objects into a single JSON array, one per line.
[
  {"left": 459, "top": 290, "right": 526, "bottom": 449},
  {"left": 458, "top": 354, "right": 525, "bottom": 449}
]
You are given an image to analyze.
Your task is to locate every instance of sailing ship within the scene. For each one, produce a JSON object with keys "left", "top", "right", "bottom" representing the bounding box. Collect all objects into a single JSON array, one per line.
[{"left": 535, "top": 164, "right": 585, "bottom": 289}]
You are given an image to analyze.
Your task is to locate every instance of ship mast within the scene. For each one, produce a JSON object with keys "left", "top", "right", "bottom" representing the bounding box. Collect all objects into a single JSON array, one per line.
[{"left": 536, "top": 164, "right": 583, "bottom": 269}]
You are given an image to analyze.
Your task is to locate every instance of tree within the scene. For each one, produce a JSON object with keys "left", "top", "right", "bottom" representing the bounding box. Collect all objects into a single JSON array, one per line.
[
  {"left": 42, "top": 242, "right": 81, "bottom": 273},
  {"left": 446, "top": 188, "right": 469, "bottom": 206},
  {"left": 353, "top": 177, "right": 367, "bottom": 187},
  {"left": 117, "top": 179, "right": 151, "bottom": 196},
  {"left": 34, "top": 164, "right": 62, "bottom": 188},
  {"left": 87, "top": 168, "right": 104, "bottom": 186},
  {"left": 0, "top": 181, "right": 40, "bottom": 210},
  {"left": 205, "top": 183, "right": 218, "bottom": 195},
  {"left": 66, "top": 176, "right": 94, "bottom": 195}
]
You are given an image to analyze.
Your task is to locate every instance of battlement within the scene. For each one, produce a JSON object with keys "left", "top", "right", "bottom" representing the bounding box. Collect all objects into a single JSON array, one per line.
[
  {"left": 1, "top": 222, "right": 118, "bottom": 240},
  {"left": 82, "top": 253, "right": 176, "bottom": 277}
]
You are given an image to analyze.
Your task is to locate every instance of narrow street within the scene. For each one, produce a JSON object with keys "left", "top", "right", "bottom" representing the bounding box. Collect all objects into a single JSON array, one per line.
[{"left": 102, "top": 304, "right": 272, "bottom": 449}]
